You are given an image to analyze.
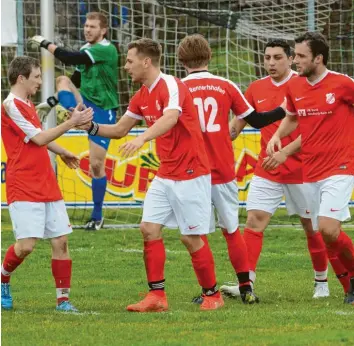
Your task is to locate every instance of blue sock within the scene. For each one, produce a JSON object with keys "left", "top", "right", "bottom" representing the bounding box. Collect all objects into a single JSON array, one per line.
[
  {"left": 91, "top": 176, "right": 107, "bottom": 221},
  {"left": 58, "top": 90, "right": 77, "bottom": 109}
]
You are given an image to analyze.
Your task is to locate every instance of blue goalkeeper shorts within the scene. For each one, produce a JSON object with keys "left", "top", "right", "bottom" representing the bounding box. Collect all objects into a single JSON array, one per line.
[
  {"left": 57, "top": 91, "right": 117, "bottom": 150},
  {"left": 83, "top": 96, "right": 116, "bottom": 150}
]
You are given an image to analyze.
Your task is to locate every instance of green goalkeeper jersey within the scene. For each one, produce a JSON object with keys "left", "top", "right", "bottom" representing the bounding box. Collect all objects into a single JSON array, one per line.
[{"left": 77, "top": 39, "right": 118, "bottom": 110}]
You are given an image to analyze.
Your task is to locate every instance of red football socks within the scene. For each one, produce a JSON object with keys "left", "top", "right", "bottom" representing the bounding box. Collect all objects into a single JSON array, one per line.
[
  {"left": 52, "top": 259, "right": 72, "bottom": 304},
  {"left": 243, "top": 228, "right": 264, "bottom": 272},
  {"left": 144, "top": 239, "right": 166, "bottom": 290},
  {"left": 306, "top": 232, "right": 328, "bottom": 279},
  {"left": 190, "top": 243, "right": 217, "bottom": 290},
  {"left": 223, "top": 229, "right": 250, "bottom": 275},
  {"left": 1, "top": 245, "right": 24, "bottom": 283}
]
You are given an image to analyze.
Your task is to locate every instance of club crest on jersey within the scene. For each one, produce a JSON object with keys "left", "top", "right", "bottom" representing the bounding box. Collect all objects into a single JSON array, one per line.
[
  {"left": 326, "top": 93, "right": 335, "bottom": 104},
  {"left": 156, "top": 100, "right": 161, "bottom": 111}
]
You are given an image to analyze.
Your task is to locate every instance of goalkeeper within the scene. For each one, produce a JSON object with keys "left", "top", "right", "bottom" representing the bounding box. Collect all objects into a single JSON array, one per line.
[{"left": 29, "top": 12, "right": 119, "bottom": 231}]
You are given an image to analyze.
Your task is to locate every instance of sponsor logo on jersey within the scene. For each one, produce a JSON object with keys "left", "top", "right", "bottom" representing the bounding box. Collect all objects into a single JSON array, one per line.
[{"left": 298, "top": 109, "right": 307, "bottom": 116}]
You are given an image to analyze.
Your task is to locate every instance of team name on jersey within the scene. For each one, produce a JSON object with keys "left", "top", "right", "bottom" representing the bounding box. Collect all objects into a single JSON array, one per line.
[{"left": 188, "top": 85, "right": 226, "bottom": 95}]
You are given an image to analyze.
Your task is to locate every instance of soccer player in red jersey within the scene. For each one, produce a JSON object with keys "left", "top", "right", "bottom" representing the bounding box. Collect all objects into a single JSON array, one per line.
[
  {"left": 83, "top": 38, "right": 224, "bottom": 311},
  {"left": 1, "top": 56, "right": 93, "bottom": 311},
  {"left": 222, "top": 39, "right": 349, "bottom": 299},
  {"left": 177, "top": 34, "right": 290, "bottom": 304},
  {"left": 268, "top": 32, "right": 354, "bottom": 305}
]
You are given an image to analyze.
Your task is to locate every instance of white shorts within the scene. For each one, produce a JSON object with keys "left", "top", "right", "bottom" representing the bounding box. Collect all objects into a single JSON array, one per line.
[
  {"left": 246, "top": 175, "right": 310, "bottom": 218},
  {"left": 9, "top": 200, "right": 73, "bottom": 240},
  {"left": 304, "top": 175, "right": 354, "bottom": 230},
  {"left": 210, "top": 180, "right": 239, "bottom": 234},
  {"left": 142, "top": 174, "right": 212, "bottom": 235}
]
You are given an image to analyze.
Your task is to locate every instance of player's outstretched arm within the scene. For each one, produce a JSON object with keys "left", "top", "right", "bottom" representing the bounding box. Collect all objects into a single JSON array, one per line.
[
  {"left": 229, "top": 117, "right": 247, "bottom": 141},
  {"left": 119, "top": 110, "right": 179, "bottom": 158},
  {"left": 83, "top": 114, "right": 139, "bottom": 140},
  {"left": 31, "top": 104, "right": 93, "bottom": 146},
  {"left": 28, "top": 36, "right": 92, "bottom": 66},
  {"left": 262, "top": 135, "right": 301, "bottom": 171},
  {"left": 243, "top": 98, "right": 286, "bottom": 129}
]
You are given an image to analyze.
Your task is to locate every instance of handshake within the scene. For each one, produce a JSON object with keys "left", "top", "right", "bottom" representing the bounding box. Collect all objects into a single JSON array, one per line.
[{"left": 35, "top": 98, "right": 93, "bottom": 131}]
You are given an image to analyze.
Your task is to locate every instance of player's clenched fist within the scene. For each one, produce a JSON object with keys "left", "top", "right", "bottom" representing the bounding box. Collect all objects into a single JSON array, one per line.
[
  {"left": 69, "top": 103, "right": 93, "bottom": 127},
  {"left": 28, "top": 35, "right": 51, "bottom": 50}
]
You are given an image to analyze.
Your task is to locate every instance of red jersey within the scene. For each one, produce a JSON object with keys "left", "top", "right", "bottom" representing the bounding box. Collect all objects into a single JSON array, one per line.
[
  {"left": 245, "top": 71, "right": 303, "bottom": 184},
  {"left": 286, "top": 70, "right": 354, "bottom": 182},
  {"left": 182, "top": 71, "right": 253, "bottom": 184},
  {"left": 1, "top": 93, "right": 62, "bottom": 204},
  {"left": 126, "top": 73, "right": 210, "bottom": 180}
]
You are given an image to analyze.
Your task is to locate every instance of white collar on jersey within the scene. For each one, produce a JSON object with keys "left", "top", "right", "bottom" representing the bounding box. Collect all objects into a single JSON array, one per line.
[
  {"left": 82, "top": 38, "right": 110, "bottom": 49},
  {"left": 8, "top": 92, "right": 31, "bottom": 106},
  {"left": 147, "top": 72, "right": 162, "bottom": 93},
  {"left": 182, "top": 71, "right": 213, "bottom": 81},
  {"left": 271, "top": 70, "right": 297, "bottom": 87},
  {"left": 306, "top": 68, "right": 329, "bottom": 86}
]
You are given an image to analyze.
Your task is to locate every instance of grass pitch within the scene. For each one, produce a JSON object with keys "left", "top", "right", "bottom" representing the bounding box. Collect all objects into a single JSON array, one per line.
[{"left": 1, "top": 221, "right": 354, "bottom": 346}]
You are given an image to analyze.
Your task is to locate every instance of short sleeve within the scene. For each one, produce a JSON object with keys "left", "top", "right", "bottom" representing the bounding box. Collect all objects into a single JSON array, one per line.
[
  {"left": 125, "top": 92, "right": 143, "bottom": 120},
  {"left": 3, "top": 99, "right": 41, "bottom": 143},
  {"left": 341, "top": 75, "right": 354, "bottom": 105},
  {"left": 244, "top": 84, "right": 255, "bottom": 108},
  {"left": 285, "top": 85, "right": 296, "bottom": 115},
  {"left": 161, "top": 75, "right": 184, "bottom": 113},
  {"left": 227, "top": 80, "right": 254, "bottom": 118}
]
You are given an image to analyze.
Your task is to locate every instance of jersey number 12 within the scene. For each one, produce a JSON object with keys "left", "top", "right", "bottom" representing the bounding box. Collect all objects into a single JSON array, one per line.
[{"left": 193, "top": 97, "right": 220, "bottom": 133}]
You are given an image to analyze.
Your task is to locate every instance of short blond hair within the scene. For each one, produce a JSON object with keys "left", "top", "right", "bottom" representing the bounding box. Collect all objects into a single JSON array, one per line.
[
  {"left": 177, "top": 34, "right": 212, "bottom": 68},
  {"left": 86, "top": 12, "right": 108, "bottom": 29},
  {"left": 127, "top": 38, "right": 162, "bottom": 67}
]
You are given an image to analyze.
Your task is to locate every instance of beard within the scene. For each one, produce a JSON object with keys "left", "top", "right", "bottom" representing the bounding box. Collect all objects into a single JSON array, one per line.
[{"left": 299, "top": 64, "right": 316, "bottom": 78}]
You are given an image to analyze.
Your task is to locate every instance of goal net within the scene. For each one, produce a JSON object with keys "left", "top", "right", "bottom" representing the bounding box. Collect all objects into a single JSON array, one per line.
[{"left": 1, "top": 0, "right": 353, "bottom": 228}]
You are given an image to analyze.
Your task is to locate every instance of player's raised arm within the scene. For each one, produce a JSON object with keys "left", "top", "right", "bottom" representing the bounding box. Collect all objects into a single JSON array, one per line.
[{"left": 28, "top": 35, "right": 93, "bottom": 66}]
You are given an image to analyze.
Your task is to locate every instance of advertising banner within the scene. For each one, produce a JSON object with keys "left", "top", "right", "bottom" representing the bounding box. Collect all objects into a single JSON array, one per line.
[{"left": 2, "top": 128, "right": 354, "bottom": 208}]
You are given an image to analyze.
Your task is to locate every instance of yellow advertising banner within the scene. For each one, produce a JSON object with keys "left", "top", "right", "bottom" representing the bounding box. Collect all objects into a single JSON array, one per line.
[{"left": 1, "top": 128, "right": 354, "bottom": 208}]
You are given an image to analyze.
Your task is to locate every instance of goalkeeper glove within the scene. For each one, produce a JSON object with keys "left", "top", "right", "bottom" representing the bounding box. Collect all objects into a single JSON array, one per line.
[
  {"left": 28, "top": 35, "right": 52, "bottom": 50},
  {"left": 35, "top": 96, "right": 59, "bottom": 122}
]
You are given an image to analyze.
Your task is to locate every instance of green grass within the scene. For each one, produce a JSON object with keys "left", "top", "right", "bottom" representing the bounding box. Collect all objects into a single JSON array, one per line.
[{"left": 1, "top": 224, "right": 354, "bottom": 346}]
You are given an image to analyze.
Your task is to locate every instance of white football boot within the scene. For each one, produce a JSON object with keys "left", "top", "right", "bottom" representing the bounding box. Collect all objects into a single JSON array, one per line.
[{"left": 313, "top": 281, "right": 330, "bottom": 298}]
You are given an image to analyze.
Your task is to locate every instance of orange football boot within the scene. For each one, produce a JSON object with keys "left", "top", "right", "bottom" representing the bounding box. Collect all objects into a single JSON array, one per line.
[
  {"left": 200, "top": 291, "right": 224, "bottom": 311},
  {"left": 126, "top": 291, "right": 168, "bottom": 312}
]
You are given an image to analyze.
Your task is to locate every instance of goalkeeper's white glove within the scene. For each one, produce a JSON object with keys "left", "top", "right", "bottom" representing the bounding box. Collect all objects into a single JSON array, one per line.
[
  {"left": 36, "top": 102, "right": 52, "bottom": 122},
  {"left": 28, "top": 35, "right": 52, "bottom": 50},
  {"left": 35, "top": 96, "right": 59, "bottom": 122}
]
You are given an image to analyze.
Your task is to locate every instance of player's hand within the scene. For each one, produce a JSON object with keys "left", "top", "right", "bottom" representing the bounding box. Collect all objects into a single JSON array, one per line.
[
  {"left": 262, "top": 151, "right": 287, "bottom": 171},
  {"left": 118, "top": 137, "right": 145, "bottom": 158},
  {"left": 35, "top": 101, "right": 52, "bottom": 122},
  {"left": 59, "top": 151, "right": 80, "bottom": 169},
  {"left": 28, "top": 35, "right": 46, "bottom": 49},
  {"left": 267, "top": 134, "right": 282, "bottom": 156},
  {"left": 69, "top": 103, "right": 93, "bottom": 127}
]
